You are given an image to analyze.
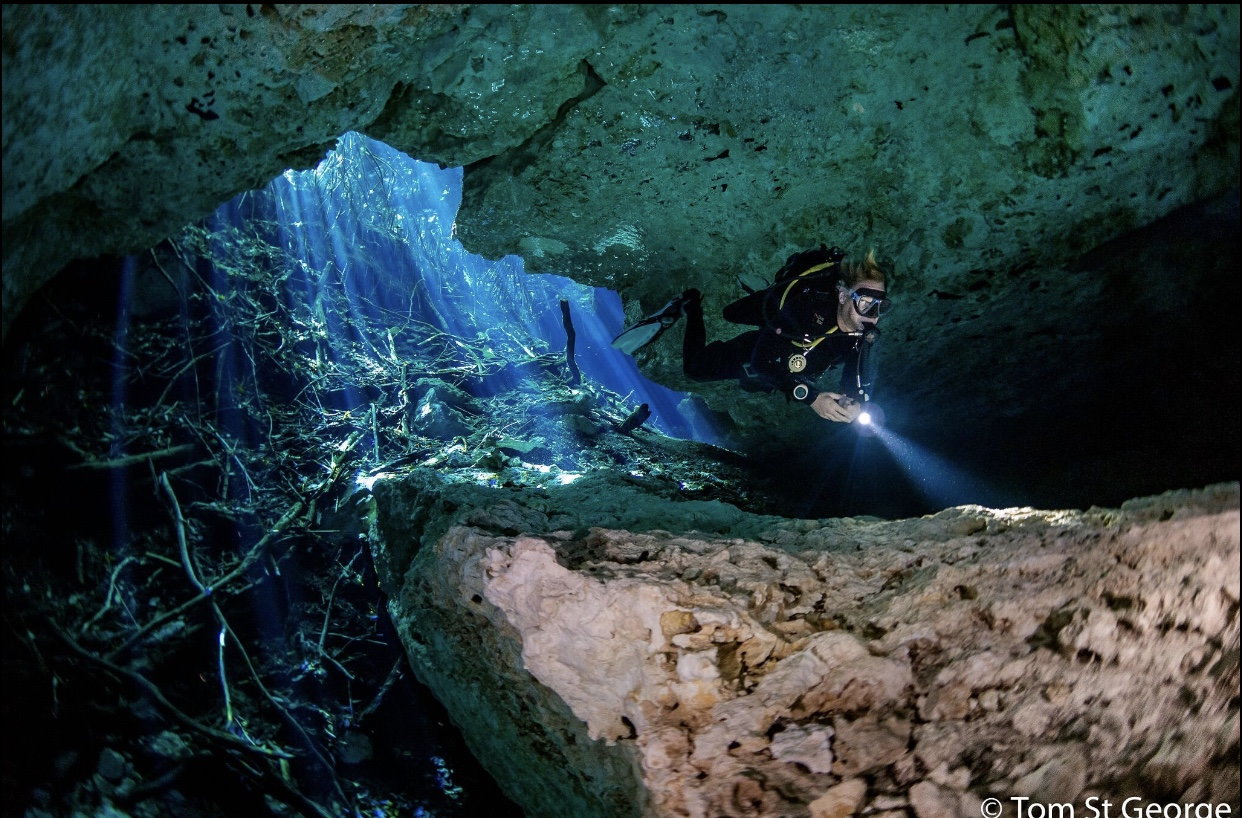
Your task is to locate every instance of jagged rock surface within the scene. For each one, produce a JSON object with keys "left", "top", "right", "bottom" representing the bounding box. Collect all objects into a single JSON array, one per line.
[
  {"left": 370, "top": 476, "right": 1240, "bottom": 818},
  {"left": 5, "top": 4, "right": 1238, "bottom": 337}
]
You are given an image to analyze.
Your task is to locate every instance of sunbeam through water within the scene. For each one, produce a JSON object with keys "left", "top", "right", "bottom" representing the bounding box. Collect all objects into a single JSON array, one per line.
[{"left": 208, "top": 132, "right": 716, "bottom": 446}]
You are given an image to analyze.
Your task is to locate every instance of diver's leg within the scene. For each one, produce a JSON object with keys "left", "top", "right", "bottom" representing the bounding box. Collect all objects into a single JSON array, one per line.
[
  {"left": 682, "top": 290, "right": 710, "bottom": 379},
  {"left": 721, "top": 290, "right": 765, "bottom": 325},
  {"left": 684, "top": 296, "right": 756, "bottom": 383}
]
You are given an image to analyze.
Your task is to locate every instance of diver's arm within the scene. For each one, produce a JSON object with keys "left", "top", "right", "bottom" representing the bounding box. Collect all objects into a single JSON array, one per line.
[
  {"left": 787, "top": 378, "right": 857, "bottom": 422},
  {"left": 804, "top": 334, "right": 870, "bottom": 422}
]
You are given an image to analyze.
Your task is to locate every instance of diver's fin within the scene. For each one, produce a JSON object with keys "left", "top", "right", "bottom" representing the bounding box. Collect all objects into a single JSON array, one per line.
[
  {"left": 610, "top": 321, "right": 664, "bottom": 354},
  {"left": 610, "top": 296, "right": 685, "bottom": 354},
  {"left": 615, "top": 403, "right": 652, "bottom": 434},
  {"left": 737, "top": 272, "right": 769, "bottom": 295}
]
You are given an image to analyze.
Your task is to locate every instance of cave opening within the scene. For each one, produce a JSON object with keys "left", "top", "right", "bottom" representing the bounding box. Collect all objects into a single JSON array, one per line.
[{"left": 4, "top": 131, "right": 895, "bottom": 818}]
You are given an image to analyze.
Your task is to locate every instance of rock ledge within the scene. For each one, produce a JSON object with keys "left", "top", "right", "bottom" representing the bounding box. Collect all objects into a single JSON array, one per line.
[{"left": 370, "top": 477, "right": 1240, "bottom": 818}]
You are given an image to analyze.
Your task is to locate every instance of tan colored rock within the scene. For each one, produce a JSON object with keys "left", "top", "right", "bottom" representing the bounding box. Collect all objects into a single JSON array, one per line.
[
  {"left": 919, "top": 680, "right": 971, "bottom": 721},
  {"left": 832, "top": 715, "right": 912, "bottom": 777},
  {"left": 909, "top": 781, "right": 959, "bottom": 818},
  {"left": 660, "top": 609, "right": 698, "bottom": 637},
  {"left": 1011, "top": 748, "right": 1088, "bottom": 804},
  {"left": 372, "top": 480, "right": 1241, "bottom": 817},
  {"left": 1010, "top": 701, "right": 1056, "bottom": 737},
  {"left": 808, "top": 778, "right": 867, "bottom": 818},
  {"left": 927, "top": 763, "right": 972, "bottom": 791},
  {"left": 769, "top": 723, "right": 835, "bottom": 774}
]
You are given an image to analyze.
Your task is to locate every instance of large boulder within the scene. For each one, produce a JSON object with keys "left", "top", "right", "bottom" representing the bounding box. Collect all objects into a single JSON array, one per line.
[{"left": 369, "top": 472, "right": 1239, "bottom": 817}]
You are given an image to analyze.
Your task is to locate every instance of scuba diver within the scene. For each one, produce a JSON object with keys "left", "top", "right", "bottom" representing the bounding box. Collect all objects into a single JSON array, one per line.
[{"left": 612, "top": 245, "right": 890, "bottom": 423}]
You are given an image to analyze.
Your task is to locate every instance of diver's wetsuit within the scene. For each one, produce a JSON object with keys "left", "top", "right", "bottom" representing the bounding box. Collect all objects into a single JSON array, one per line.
[{"left": 683, "top": 279, "right": 864, "bottom": 404}]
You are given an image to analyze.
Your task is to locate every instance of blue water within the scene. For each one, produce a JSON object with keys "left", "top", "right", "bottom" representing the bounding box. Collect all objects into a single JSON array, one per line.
[{"left": 211, "top": 132, "right": 715, "bottom": 443}]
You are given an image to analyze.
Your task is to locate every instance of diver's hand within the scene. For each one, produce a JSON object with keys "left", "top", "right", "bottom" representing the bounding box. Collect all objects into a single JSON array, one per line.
[{"left": 811, "top": 392, "right": 861, "bottom": 423}]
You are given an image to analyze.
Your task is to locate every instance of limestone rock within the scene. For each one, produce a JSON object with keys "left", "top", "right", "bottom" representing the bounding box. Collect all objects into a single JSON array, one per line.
[
  {"left": 370, "top": 475, "right": 1240, "bottom": 817},
  {"left": 808, "top": 778, "right": 866, "bottom": 818}
]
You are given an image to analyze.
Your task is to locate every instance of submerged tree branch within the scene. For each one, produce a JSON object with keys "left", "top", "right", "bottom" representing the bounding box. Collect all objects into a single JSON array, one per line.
[
  {"left": 55, "top": 626, "right": 292, "bottom": 762},
  {"left": 67, "top": 444, "right": 196, "bottom": 471},
  {"left": 107, "top": 498, "right": 307, "bottom": 661}
]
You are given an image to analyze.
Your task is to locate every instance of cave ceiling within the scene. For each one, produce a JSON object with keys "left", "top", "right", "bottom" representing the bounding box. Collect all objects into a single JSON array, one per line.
[{"left": 3, "top": 3, "right": 1238, "bottom": 487}]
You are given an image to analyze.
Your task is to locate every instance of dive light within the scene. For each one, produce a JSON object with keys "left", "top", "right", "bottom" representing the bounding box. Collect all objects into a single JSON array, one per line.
[{"left": 854, "top": 401, "right": 884, "bottom": 433}]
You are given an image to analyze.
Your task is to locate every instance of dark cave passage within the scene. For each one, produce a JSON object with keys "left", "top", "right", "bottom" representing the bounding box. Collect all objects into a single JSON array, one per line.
[{"left": 753, "top": 186, "right": 1241, "bottom": 521}]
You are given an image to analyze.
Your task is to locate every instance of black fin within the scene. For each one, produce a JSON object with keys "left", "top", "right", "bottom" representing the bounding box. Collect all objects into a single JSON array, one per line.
[{"left": 616, "top": 403, "right": 651, "bottom": 434}]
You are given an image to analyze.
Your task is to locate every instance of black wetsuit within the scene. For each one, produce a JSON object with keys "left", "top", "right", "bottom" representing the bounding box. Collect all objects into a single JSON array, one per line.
[{"left": 683, "top": 276, "right": 866, "bottom": 405}]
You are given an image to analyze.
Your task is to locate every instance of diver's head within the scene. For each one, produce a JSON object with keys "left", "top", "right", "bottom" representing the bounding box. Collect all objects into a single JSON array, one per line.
[{"left": 836, "top": 249, "right": 890, "bottom": 332}]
